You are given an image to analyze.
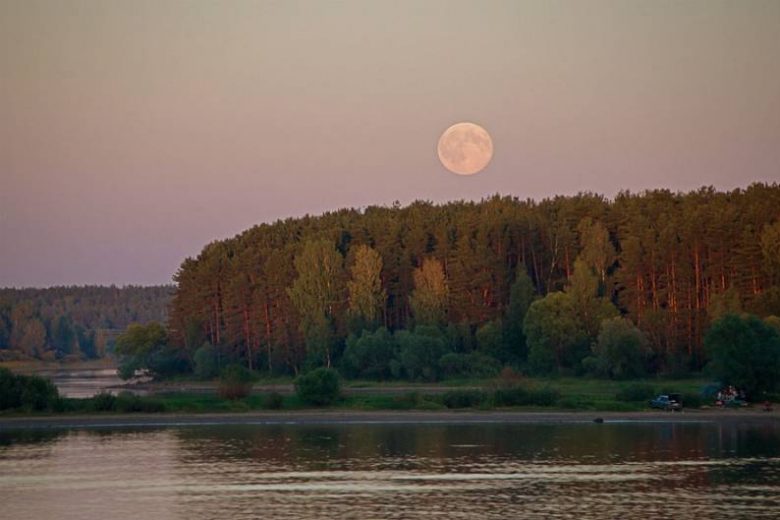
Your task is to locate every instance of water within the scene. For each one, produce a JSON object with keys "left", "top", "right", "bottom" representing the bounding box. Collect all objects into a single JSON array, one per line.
[
  {"left": 24, "top": 367, "right": 148, "bottom": 397},
  {"left": 1, "top": 421, "right": 779, "bottom": 519}
]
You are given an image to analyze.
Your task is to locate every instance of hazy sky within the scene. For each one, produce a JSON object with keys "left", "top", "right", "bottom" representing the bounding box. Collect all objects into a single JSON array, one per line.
[{"left": 2, "top": 0, "right": 779, "bottom": 287}]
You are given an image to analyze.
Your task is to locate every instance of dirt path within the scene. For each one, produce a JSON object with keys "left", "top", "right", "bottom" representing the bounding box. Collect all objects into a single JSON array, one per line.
[{"left": 2, "top": 409, "right": 778, "bottom": 431}]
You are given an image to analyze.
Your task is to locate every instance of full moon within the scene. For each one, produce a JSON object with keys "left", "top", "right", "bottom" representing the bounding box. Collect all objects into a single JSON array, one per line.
[{"left": 437, "top": 122, "right": 493, "bottom": 175}]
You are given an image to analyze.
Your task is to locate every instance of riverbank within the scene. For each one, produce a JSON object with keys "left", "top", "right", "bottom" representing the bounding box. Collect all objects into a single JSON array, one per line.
[{"left": 2, "top": 408, "right": 778, "bottom": 430}]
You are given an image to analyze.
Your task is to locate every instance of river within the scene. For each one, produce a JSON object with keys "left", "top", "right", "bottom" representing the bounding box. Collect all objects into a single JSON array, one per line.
[{"left": 1, "top": 421, "right": 779, "bottom": 519}]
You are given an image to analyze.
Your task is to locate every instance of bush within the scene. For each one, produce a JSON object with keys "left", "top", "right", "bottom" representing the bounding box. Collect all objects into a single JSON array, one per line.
[
  {"left": 115, "top": 394, "right": 166, "bottom": 413},
  {"left": 218, "top": 364, "right": 255, "bottom": 400},
  {"left": 590, "top": 317, "right": 650, "bottom": 379},
  {"left": 0, "top": 367, "right": 22, "bottom": 410},
  {"left": 295, "top": 367, "right": 341, "bottom": 406},
  {"left": 0, "top": 368, "right": 59, "bottom": 411},
  {"left": 264, "top": 392, "right": 284, "bottom": 410},
  {"left": 92, "top": 392, "right": 117, "bottom": 412},
  {"left": 704, "top": 314, "right": 780, "bottom": 398},
  {"left": 527, "top": 387, "right": 560, "bottom": 406},
  {"left": 441, "top": 390, "right": 488, "bottom": 409},
  {"left": 340, "top": 328, "right": 398, "bottom": 380},
  {"left": 680, "top": 392, "right": 703, "bottom": 409},
  {"left": 615, "top": 383, "right": 656, "bottom": 402},
  {"left": 20, "top": 376, "right": 59, "bottom": 411},
  {"left": 439, "top": 352, "right": 501, "bottom": 379},
  {"left": 193, "top": 342, "right": 219, "bottom": 380},
  {"left": 396, "top": 327, "right": 449, "bottom": 381},
  {"left": 493, "top": 385, "right": 529, "bottom": 406},
  {"left": 391, "top": 392, "right": 421, "bottom": 409}
]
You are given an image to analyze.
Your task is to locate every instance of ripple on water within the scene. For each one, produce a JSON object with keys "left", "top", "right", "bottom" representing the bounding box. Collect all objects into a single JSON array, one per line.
[{"left": 1, "top": 423, "right": 779, "bottom": 520}]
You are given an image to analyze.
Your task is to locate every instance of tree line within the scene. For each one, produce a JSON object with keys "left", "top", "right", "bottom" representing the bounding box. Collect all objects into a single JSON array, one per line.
[
  {"left": 161, "top": 184, "right": 780, "bottom": 379},
  {"left": 0, "top": 286, "right": 172, "bottom": 360}
]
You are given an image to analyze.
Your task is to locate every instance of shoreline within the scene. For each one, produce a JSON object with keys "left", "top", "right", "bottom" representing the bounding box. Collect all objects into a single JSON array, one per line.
[{"left": 1, "top": 409, "right": 778, "bottom": 431}]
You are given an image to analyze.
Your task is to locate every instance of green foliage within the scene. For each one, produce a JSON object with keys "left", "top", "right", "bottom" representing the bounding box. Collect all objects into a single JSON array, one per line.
[
  {"left": 115, "top": 322, "right": 189, "bottom": 380},
  {"left": 340, "top": 327, "right": 398, "bottom": 380},
  {"left": 88, "top": 392, "right": 164, "bottom": 413},
  {"left": 115, "top": 393, "right": 166, "bottom": 413},
  {"left": 263, "top": 392, "right": 284, "bottom": 409},
  {"left": 615, "top": 383, "right": 655, "bottom": 402},
  {"left": 704, "top": 314, "right": 780, "bottom": 398},
  {"left": 193, "top": 342, "right": 219, "bottom": 380},
  {"left": 567, "top": 258, "right": 619, "bottom": 340},
  {"left": 287, "top": 239, "right": 345, "bottom": 368},
  {"left": 503, "top": 267, "right": 536, "bottom": 362},
  {"left": 438, "top": 352, "right": 501, "bottom": 379},
  {"left": 391, "top": 392, "right": 422, "bottom": 409},
  {"left": 162, "top": 185, "right": 780, "bottom": 379},
  {"left": 523, "top": 292, "right": 588, "bottom": 373},
  {"left": 91, "top": 392, "right": 117, "bottom": 411},
  {"left": 445, "top": 322, "right": 475, "bottom": 353},
  {"left": 0, "top": 286, "right": 171, "bottom": 360},
  {"left": 0, "top": 367, "right": 59, "bottom": 411},
  {"left": 577, "top": 217, "right": 616, "bottom": 287},
  {"left": 588, "top": 317, "right": 649, "bottom": 379},
  {"left": 441, "top": 389, "right": 488, "bottom": 409},
  {"left": 396, "top": 326, "right": 449, "bottom": 381},
  {"left": 475, "top": 320, "right": 504, "bottom": 360},
  {"left": 294, "top": 367, "right": 341, "bottom": 405},
  {"left": 217, "top": 364, "right": 255, "bottom": 400},
  {"left": 680, "top": 392, "right": 703, "bottom": 408}
]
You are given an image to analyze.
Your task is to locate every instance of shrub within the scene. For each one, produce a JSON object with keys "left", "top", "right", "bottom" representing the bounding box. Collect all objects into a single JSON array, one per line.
[
  {"left": 439, "top": 352, "right": 501, "bottom": 379},
  {"left": 681, "top": 392, "right": 703, "bottom": 409},
  {"left": 590, "top": 317, "right": 650, "bottom": 379},
  {"left": 193, "top": 342, "right": 219, "bottom": 380},
  {"left": 92, "top": 392, "right": 117, "bottom": 412},
  {"left": 396, "top": 328, "right": 448, "bottom": 381},
  {"left": 493, "top": 385, "right": 529, "bottom": 406},
  {"left": 115, "top": 394, "right": 166, "bottom": 413},
  {"left": 391, "top": 392, "right": 421, "bottom": 409},
  {"left": 264, "top": 392, "right": 284, "bottom": 410},
  {"left": 340, "top": 328, "right": 398, "bottom": 380},
  {"left": 704, "top": 314, "right": 780, "bottom": 398},
  {"left": 20, "top": 375, "right": 59, "bottom": 411},
  {"left": 615, "top": 383, "right": 656, "bottom": 402},
  {"left": 0, "top": 368, "right": 60, "bottom": 411},
  {"left": 527, "top": 387, "right": 560, "bottom": 406},
  {"left": 218, "top": 364, "right": 255, "bottom": 400},
  {"left": 0, "top": 367, "right": 22, "bottom": 410},
  {"left": 295, "top": 367, "right": 341, "bottom": 406},
  {"left": 441, "top": 390, "right": 487, "bottom": 409}
]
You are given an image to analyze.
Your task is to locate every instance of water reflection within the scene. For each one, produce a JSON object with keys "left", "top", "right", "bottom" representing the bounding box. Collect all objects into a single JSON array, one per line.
[{"left": 1, "top": 422, "right": 779, "bottom": 519}]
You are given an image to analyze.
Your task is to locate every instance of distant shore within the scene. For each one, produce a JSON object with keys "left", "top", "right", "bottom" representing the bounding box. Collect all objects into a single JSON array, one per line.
[{"left": 2, "top": 409, "right": 778, "bottom": 431}]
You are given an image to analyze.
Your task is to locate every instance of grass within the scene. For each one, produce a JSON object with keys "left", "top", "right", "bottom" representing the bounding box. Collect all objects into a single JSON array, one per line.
[
  {"left": 0, "top": 374, "right": 717, "bottom": 416},
  {"left": 540, "top": 377, "right": 708, "bottom": 410}
]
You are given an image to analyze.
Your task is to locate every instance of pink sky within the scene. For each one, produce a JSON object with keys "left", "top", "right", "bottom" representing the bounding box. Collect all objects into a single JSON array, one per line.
[{"left": 1, "top": 0, "right": 779, "bottom": 287}]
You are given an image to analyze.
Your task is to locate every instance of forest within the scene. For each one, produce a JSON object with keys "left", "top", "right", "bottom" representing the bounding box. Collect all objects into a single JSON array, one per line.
[
  {"left": 159, "top": 184, "right": 780, "bottom": 381},
  {"left": 0, "top": 286, "right": 172, "bottom": 360}
]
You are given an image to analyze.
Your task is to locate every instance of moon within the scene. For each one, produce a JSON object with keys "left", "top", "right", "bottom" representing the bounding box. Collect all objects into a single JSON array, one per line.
[{"left": 437, "top": 122, "right": 493, "bottom": 175}]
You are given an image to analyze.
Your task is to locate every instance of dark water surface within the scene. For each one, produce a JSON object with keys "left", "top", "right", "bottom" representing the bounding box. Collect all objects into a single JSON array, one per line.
[{"left": 1, "top": 422, "right": 779, "bottom": 519}]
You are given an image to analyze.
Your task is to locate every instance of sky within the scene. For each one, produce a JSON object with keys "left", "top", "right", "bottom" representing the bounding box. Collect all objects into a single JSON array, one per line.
[{"left": 1, "top": 0, "right": 779, "bottom": 287}]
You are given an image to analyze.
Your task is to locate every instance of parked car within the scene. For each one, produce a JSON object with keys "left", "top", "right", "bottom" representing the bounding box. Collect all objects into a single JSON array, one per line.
[{"left": 649, "top": 394, "right": 682, "bottom": 411}]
